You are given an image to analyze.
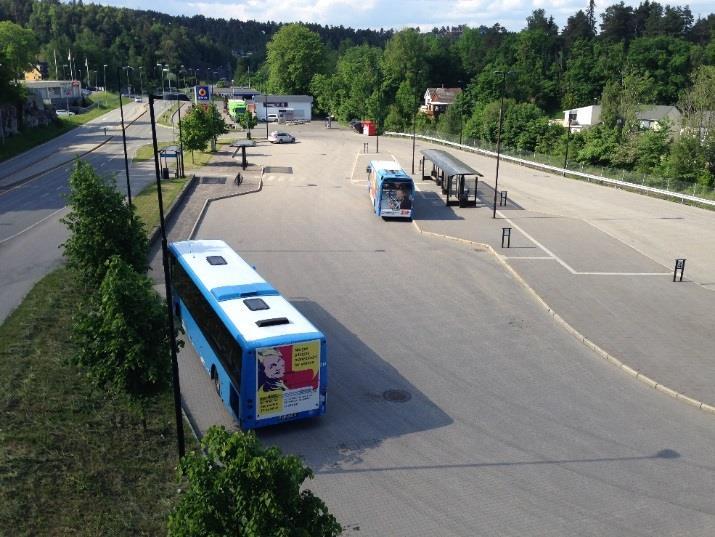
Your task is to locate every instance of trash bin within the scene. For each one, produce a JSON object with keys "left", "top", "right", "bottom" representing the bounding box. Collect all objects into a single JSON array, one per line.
[{"left": 162, "top": 167, "right": 170, "bottom": 179}]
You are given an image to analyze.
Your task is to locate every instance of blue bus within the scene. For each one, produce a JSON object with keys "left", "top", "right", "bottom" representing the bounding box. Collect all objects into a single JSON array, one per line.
[
  {"left": 169, "top": 239, "right": 327, "bottom": 430},
  {"left": 367, "top": 160, "right": 414, "bottom": 219}
]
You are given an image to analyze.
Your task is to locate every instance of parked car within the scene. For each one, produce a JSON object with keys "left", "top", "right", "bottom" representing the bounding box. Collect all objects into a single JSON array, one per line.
[
  {"left": 134, "top": 97, "right": 143, "bottom": 103},
  {"left": 55, "top": 109, "right": 75, "bottom": 116},
  {"left": 268, "top": 131, "right": 295, "bottom": 144},
  {"left": 349, "top": 119, "right": 362, "bottom": 132},
  {"left": 267, "top": 113, "right": 278, "bottom": 122}
]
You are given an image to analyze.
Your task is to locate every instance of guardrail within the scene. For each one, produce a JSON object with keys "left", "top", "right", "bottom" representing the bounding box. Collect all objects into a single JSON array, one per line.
[{"left": 385, "top": 131, "right": 715, "bottom": 208}]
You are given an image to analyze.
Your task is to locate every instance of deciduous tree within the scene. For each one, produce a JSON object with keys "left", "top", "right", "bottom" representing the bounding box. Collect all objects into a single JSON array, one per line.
[{"left": 168, "top": 426, "right": 341, "bottom": 537}]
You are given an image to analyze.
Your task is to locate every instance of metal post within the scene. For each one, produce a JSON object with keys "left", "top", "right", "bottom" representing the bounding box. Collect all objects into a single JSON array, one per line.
[
  {"left": 673, "top": 259, "right": 686, "bottom": 282},
  {"left": 501, "top": 227, "right": 512, "bottom": 248},
  {"left": 411, "top": 106, "right": 417, "bottom": 174},
  {"left": 117, "top": 67, "right": 132, "bottom": 206},
  {"left": 563, "top": 112, "right": 575, "bottom": 174},
  {"left": 177, "top": 103, "right": 184, "bottom": 177},
  {"left": 493, "top": 71, "right": 508, "bottom": 219},
  {"left": 265, "top": 90, "right": 269, "bottom": 139},
  {"left": 148, "top": 94, "right": 185, "bottom": 460}
]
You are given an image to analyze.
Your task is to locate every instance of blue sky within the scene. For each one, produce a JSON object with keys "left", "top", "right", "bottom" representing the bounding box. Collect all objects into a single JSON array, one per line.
[{"left": 75, "top": 0, "right": 714, "bottom": 32}]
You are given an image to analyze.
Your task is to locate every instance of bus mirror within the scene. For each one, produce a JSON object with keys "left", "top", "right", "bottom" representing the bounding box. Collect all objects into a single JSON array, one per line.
[{"left": 366, "top": 166, "right": 371, "bottom": 173}]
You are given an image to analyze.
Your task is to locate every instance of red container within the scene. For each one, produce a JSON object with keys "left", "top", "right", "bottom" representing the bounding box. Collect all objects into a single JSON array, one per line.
[{"left": 362, "top": 119, "right": 376, "bottom": 136}]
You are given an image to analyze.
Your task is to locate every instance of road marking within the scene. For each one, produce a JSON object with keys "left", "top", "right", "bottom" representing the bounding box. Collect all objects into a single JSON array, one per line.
[
  {"left": 502, "top": 256, "right": 555, "bottom": 260},
  {"left": 0, "top": 206, "right": 66, "bottom": 245},
  {"left": 496, "top": 209, "right": 671, "bottom": 276}
]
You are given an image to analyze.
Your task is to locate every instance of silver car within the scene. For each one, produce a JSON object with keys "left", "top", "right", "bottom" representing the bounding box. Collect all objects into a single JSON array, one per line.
[{"left": 268, "top": 131, "right": 295, "bottom": 144}]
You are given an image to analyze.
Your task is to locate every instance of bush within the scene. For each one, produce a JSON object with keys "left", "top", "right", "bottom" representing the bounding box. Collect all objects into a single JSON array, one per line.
[
  {"left": 61, "top": 160, "right": 148, "bottom": 287},
  {"left": 168, "top": 426, "right": 341, "bottom": 537}
]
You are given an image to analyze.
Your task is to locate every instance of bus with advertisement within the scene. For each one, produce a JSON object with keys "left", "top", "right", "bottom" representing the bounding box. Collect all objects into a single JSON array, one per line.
[
  {"left": 367, "top": 160, "right": 414, "bottom": 219},
  {"left": 168, "top": 239, "right": 327, "bottom": 430}
]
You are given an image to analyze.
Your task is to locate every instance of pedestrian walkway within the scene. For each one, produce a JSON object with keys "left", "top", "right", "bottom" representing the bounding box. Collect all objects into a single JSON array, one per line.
[{"left": 411, "top": 171, "right": 715, "bottom": 409}]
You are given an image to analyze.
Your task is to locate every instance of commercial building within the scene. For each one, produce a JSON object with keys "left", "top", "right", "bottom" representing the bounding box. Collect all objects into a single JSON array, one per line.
[
  {"left": 23, "top": 80, "right": 83, "bottom": 107},
  {"left": 253, "top": 94, "right": 313, "bottom": 121}
]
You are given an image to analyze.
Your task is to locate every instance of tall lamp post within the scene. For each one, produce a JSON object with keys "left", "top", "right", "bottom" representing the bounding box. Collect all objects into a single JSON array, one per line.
[
  {"left": 102, "top": 63, "right": 107, "bottom": 96},
  {"left": 411, "top": 93, "right": 420, "bottom": 174},
  {"left": 156, "top": 63, "right": 165, "bottom": 97},
  {"left": 118, "top": 66, "right": 132, "bottom": 206},
  {"left": 563, "top": 111, "right": 577, "bottom": 174},
  {"left": 138, "top": 66, "right": 143, "bottom": 97},
  {"left": 147, "top": 92, "right": 185, "bottom": 460},
  {"left": 492, "top": 70, "right": 511, "bottom": 219}
]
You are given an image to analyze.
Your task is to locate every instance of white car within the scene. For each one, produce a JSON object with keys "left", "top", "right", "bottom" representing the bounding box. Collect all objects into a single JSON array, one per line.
[
  {"left": 134, "top": 97, "right": 143, "bottom": 103},
  {"left": 55, "top": 109, "right": 75, "bottom": 116},
  {"left": 268, "top": 131, "right": 295, "bottom": 144}
]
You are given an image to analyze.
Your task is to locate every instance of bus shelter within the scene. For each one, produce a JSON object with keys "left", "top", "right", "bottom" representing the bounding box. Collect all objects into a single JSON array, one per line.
[
  {"left": 159, "top": 145, "right": 184, "bottom": 179},
  {"left": 420, "top": 149, "right": 483, "bottom": 207},
  {"left": 231, "top": 139, "right": 257, "bottom": 170}
]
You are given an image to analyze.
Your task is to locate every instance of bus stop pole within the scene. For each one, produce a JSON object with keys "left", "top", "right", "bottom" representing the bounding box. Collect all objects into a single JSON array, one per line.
[{"left": 148, "top": 93, "right": 186, "bottom": 460}]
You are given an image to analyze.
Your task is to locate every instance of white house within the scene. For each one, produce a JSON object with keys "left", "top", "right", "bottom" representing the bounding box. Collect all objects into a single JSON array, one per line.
[
  {"left": 253, "top": 94, "right": 313, "bottom": 121},
  {"left": 23, "top": 80, "right": 83, "bottom": 107},
  {"left": 422, "top": 86, "right": 462, "bottom": 117},
  {"left": 562, "top": 105, "right": 601, "bottom": 132},
  {"left": 636, "top": 105, "right": 681, "bottom": 131}
]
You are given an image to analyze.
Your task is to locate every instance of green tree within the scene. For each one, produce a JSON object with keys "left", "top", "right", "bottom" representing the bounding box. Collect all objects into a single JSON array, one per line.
[
  {"left": 72, "top": 256, "right": 171, "bottom": 426},
  {"left": 206, "top": 104, "right": 228, "bottom": 151},
  {"left": 168, "top": 426, "right": 341, "bottom": 537},
  {"left": 0, "top": 20, "right": 38, "bottom": 82},
  {"left": 238, "top": 111, "right": 257, "bottom": 139},
  {"left": 61, "top": 160, "right": 148, "bottom": 287},
  {"left": 665, "top": 133, "right": 708, "bottom": 185},
  {"left": 266, "top": 24, "right": 326, "bottom": 94},
  {"left": 635, "top": 126, "right": 670, "bottom": 173},
  {"left": 180, "top": 105, "right": 210, "bottom": 162}
]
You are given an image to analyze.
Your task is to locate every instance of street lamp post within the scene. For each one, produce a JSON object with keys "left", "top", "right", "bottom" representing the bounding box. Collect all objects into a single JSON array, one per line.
[
  {"left": 63, "top": 64, "right": 68, "bottom": 80},
  {"left": 147, "top": 92, "right": 186, "bottom": 460},
  {"left": 411, "top": 94, "right": 419, "bottom": 174},
  {"left": 157, "top": 63, "right": 165, "bottom": 97},
  {"left": 492, "top": 70, "right": 510, "bottom": 219},
  {"left": 138, "top": 66, "right": 143, "bottom": 97},
  {"left": 563, "top": 111, "right": 577, "bottom": 174},
  {"left": 117, "top": 66, "right": 132, "bottom": 206}
]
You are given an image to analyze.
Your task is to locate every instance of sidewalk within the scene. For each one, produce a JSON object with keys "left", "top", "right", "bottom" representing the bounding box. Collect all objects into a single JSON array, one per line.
[
  {"left": 411, "top": 174, "right": 715, "bottom": 409},
  {"left": 147, "top": 139, "right": 263, "bottom": 435}
]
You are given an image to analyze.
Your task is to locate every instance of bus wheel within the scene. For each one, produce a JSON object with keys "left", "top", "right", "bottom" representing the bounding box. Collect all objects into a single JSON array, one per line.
[{"left": 211, "top": 366, "right": 221, "bottom": 397}]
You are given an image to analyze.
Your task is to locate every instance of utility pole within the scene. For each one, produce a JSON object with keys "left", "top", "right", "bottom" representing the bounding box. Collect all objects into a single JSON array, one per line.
[{"left": 492, "top": 70, "right": 510, "bottom": 219}]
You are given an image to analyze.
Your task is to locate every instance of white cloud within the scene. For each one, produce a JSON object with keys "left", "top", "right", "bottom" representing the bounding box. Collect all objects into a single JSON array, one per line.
[{"left": 78, "top": 0, "right": 714, "bottom": 32}]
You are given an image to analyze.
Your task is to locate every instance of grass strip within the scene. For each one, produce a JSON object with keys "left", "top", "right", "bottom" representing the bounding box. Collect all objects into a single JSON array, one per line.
[
  {"left": 0, "top": 92, "right": 121, "bottom": 163},
  {"left": 0, "top": 178, "right": 195, "bottom": 535},
  {"left": 133, "top": 176, "right": 189, "bottom": 230},
  {"left": 133, "top": 142, "right": 214, "bottom": 172},
  {"left": 0, "top": 268, "right": 194, "bottom": 535}
]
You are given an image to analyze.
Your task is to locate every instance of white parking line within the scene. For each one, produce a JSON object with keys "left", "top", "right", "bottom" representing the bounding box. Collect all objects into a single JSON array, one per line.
[{"left": 496, "top": 209, "right": 670, "bottom": 276}]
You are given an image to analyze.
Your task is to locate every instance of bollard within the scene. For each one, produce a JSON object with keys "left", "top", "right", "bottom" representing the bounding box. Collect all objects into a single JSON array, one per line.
[
  {"left": 363, "top": 142, "right": 369, "bottom": 153},
  {"left": 501, "top": 227, "right": 512, "bottom": 248},
  {"left": 104, "top": 127, "right": 107, "bottom": 136},
  {"left": 499, "top": 190, "right": 508, "bottom": 206},
  {"left": 673, "top": 258, "right": 686, "bottom": 282}
]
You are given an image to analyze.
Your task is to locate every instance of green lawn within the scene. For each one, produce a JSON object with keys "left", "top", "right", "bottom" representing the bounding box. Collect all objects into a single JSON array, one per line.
[
  {"left": 0, "top": 268, "right": 194, "bottom": 535},
  {"left": 133, "top": 142, "right": 215, "bottom": 173},
  {"left": 133, "top": 176, "right": 189, "bottom": 230},
  {"left": 0, "top": 177, "right": 196, "bottom": 535},
  {"left": 0, "top": 92, "right": 121, "bottom": 163},
  {"left": 157, "top": 103, "right": 182, "bottom": 127}
]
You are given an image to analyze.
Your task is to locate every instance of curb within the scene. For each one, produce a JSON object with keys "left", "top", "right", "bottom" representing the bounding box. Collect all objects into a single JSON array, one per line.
[
  {"left": 188, "top": 174, "right": 263, "bottom": 240},
  {"left": 411, "top": 222, "right": 715, "bottom": 416},
  {"left": 146, "top": 174, "right": 198, "bottom": 246}
]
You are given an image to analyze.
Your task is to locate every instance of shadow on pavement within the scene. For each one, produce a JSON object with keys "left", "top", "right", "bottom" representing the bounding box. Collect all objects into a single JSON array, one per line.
[
  {"left": 257, "top": 299, "right": 453, "bottom": 471},
  {"left": 412, "top": 190, "right": 464, "bottom": 221}
]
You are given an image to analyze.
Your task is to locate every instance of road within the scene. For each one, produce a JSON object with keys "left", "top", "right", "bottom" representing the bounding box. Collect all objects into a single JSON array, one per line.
[
  {"left": 0, "top": 100, "right": 175, "bottom": 322},
  {"left": 163, "top": 122, "right": 715, "bottom": 536}
]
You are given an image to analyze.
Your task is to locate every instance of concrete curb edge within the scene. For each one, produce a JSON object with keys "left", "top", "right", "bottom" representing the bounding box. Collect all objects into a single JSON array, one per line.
[{"left": 412, "top": 223, "right": 715, "bottom": 416}]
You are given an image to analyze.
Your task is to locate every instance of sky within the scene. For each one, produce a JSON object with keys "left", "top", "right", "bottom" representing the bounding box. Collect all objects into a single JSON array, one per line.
[{"left": 76, "top": 0, "right": 714, "bottom": 32}]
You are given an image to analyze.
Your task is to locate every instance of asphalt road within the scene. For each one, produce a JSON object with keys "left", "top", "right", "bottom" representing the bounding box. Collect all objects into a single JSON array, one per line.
[
  {"left": 175, "top": 123, "right": 715, "bottom": 536},
  {"left": 0, "top": 100, "right": 174, "bottom": 322}
]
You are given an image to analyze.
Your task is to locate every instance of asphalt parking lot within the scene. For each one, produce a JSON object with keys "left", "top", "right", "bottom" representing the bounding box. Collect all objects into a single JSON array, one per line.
[{"left": 157, "top": 121, "right": 715, "bottom": 536}]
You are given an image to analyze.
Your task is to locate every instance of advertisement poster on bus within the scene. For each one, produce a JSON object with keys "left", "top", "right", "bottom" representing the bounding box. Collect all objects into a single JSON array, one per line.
[
  {"left": 380, "top": 181, "right": 413, "bottom": 217},
  {"left": 256, "top": 341, "right": 320, "bottom": 420}
]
